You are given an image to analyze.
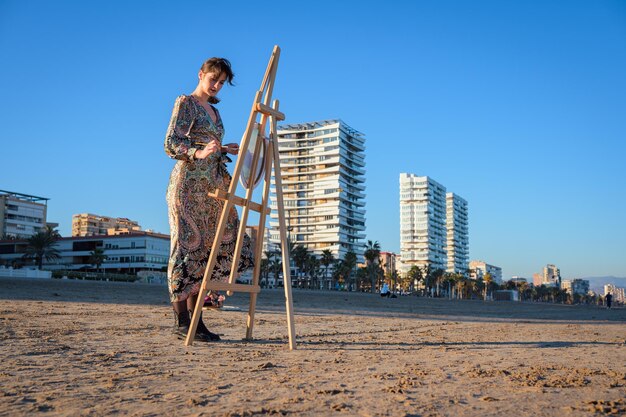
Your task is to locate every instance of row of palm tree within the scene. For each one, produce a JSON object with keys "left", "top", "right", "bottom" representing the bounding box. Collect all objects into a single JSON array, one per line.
[
  {"left": 258, "top": 239, "right": 389, "bottom": 293},
  {"left": 8, "top": 226, "right": 107, "bottom": 272},
  {"left": 397, "top": 264, "right": 585, "bottom": 304},
  {"left": 260, "top": 241, "right": 364, "bottom": 290},
  {"left": 9, "top": 231, "right": 607, "bottom": 305}
]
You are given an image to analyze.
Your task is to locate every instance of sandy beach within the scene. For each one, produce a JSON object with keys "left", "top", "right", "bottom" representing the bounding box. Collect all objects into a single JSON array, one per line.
[{"left": 1, "top": 276, "right": 624, "bottom": 416}]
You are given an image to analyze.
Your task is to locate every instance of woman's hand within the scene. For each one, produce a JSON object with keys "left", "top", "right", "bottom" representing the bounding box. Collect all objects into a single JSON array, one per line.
[
  {"left": 194, "top": 140, "right": 221, "bottom": 159},
  {"left": 222, "top": 143, "right": 239, "bottom": 155}
]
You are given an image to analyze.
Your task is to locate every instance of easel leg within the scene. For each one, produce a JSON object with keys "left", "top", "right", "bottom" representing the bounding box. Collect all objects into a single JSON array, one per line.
[
  {"left": 269, "top": 104, "right": 296, "bottom": 350},
  {"left": 245, "top": 292, "right": 258, "bottom": 340},
  {"left": 245, "top": 135, "right": 274, "bottom": 341}
]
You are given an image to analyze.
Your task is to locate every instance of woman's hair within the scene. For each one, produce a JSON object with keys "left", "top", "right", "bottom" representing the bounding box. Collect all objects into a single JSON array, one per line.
[{"left": 200, "top": 57, "right": 234, "bottom": 104}]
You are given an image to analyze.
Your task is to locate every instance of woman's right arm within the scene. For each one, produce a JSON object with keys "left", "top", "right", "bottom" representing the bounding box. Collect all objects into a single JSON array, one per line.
[{"left": 164, "top": 95, "right": 198, "bottom": 161}]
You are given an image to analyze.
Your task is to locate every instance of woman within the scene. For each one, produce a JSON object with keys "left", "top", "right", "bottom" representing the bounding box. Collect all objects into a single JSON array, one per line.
[{"left": 164, "top": 57, "right": 253, "bottom": 342}]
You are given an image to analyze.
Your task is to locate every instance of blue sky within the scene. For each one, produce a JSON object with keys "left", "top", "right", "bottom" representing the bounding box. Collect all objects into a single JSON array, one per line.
[{"left": 1, "top": 0, "right": 625, "bottom": 279}]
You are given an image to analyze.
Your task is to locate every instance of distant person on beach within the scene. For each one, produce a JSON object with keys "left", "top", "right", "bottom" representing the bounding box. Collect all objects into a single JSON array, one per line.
[
  {"left": 164, "top": 57, "right": 253, "bottom": 342},
  {"left": 605, "top": 292, "right": 612, "bottom": 309},
  {"left": 380, "top": 282, "right": 391, "bottom": 298}
]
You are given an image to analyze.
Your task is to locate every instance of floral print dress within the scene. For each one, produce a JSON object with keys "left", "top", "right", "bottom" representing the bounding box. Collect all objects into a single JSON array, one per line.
[{"left": 165, "top": 95, "right": 253, "bottom": 302}]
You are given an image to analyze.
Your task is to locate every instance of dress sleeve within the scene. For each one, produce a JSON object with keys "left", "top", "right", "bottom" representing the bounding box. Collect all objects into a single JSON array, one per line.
[{"left": 164, "top": 95, "right": 198, "bottom": 161}]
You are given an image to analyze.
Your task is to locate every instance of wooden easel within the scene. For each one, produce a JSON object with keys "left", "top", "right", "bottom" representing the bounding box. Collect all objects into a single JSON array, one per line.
[{"left": 186, "top": 45, "right": 296, "bottom": 349}]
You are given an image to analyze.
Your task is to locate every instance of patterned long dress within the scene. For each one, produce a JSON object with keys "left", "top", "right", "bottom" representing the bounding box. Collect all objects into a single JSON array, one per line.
[{"left": 165, "top": 94, "right": 253, "bottom": 302}]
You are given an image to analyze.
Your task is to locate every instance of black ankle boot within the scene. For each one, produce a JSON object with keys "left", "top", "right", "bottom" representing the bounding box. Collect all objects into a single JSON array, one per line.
[
  {"left": 190, "top": 310, "right": 221, "bottom": 341},
  {"left": 173, "top": 310, "right": 214, "bottom": 342},
  {"left": 173, "top": 310, "right": 191, "bottom": 339}
]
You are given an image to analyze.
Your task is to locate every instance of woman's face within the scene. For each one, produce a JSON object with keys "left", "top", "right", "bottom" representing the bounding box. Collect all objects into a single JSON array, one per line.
[{"left": 198, "top": 71, "right": 227, "bottom": 98}]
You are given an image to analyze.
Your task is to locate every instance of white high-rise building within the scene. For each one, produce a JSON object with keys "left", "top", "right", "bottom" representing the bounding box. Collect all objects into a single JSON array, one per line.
[
  {"left": 269, "top": 120, "right": 366, "bottom": 261},
  {"left": 399, "top": 174, "right": 447, "bottom": 274},
  {"left": 446, "top": 192, "right": 469, "bottom": 274}
]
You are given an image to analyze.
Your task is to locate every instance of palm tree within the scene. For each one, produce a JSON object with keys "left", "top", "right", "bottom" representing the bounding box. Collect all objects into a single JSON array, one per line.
[
  {"left": 483, "top": 272, "right": 493, "bottom": 300},
  {"left": 356, "top": 266, "right": 368, "bottom": 291},
  {"left": 291, "top": 245, "right": 309, "bottom": 288},
  {"left": 269, "top": 257, "right": 282, "bottom": 287},
  {"left": 320, "top": 249, "right": 335, "bottom": 290},
  {"left": 363, "top": 240, "right": 381, "bottom": 293},
  {"left": 259, "top": 258, "right": 270, "bottom": 287},
  {"left": 457, "top": 274, "right": 470, "bottom": 299},
  {"left": 388, "top": 269, "right": 399, "bottom": 294},
  {"left": 450, "top": 273, "right": 464, "bottom": 299},
  {"left": 421, "top": 264, "right": 436, "bottom": 296},
  {"left": 89, "top": 247, "right": 108, "bottom": 273},
  {"left": 443, "top": 272, "right": 461, "bottom": 299},
  {"left": 22, "top": 226, "right": 61, "bottom": 270},
  {"left": 407, "top": 265, "right": 423, "bottom": 293},
  {"left": 342, "top": 251, "right": 357, "bottom": 291},
  {"left": 305, "top": 253, "right": 320, "bottom": 289},
  {"left": 398, "top": 270, "right": 412, "bottom": 293},
  {"left": 332, "top": 259, "right": 345, "bottom": 290},
  {"left": 261, "top": 250, "right": 276, "bottom": 287},
  {"left": 428, "top": 268, "right": 445, "bottom": 297},
  {"left": 470, "top": 278, "right": 484, "bottom": 300}
]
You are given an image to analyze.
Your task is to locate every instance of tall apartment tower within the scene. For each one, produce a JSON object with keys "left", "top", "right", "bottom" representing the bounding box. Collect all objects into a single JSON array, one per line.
[
  {"left": 399, "top": 174, "right": 447, "bottom": 274},
  {"left": 0, "top": 190, "right": 49, "bottom": 239},
  {"left": 446, "top": 192, "right": 469, "bottom": 274},
  {"left": 269, "top": 120, "right": 366, "bottom": 261},
  {"left": 72, "top": 213, "right": 141, "bottom": 237}
]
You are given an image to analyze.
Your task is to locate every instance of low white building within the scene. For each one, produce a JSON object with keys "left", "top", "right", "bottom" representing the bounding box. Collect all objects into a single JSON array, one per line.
[
  {"left": 562, "top": 278, "right": 590, "bottom": 295},
  {"left": 0, "top": 231, "right": 170, "bottom": 274},
  {"left": 469, "top": 260, "right": 503, "bottom": 284}
]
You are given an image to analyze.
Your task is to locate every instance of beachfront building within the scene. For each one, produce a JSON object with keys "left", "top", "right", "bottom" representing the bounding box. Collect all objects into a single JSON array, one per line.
[
  {"left": 445, "top": 192, "right": 469, "bottom": 275},
  {"left": 469, "top": 260, "right": 503, "bottom": 284},
  {"left": 0, "top": 190, "right": 49, "bottom": 239},
  {"left": 72, "top": 213, "right": 142, "bottom": 237},
  {"left": 510, "top": 276, "right": 529, "bottom": 284},
  {"left": 604, "top": 284, "right": 625, "bottom": 303},
  {"left": 0, "top": 231, "right": 170, "bottom": 274},
  {"left": 399, "top": 174, "right": 447, "bottom": 275},
  {"left": 541, "top": 264, "right": 562, "bottom": 287},
  {"left": 261, "top": 228, "right": 273, "bottom": 255},
  {"left": 532, "top": 273, "right": 543, "bottom": 287},
  {"left": 379, "top": 251, "right": 397, "bottom": 277},
  {"left": 269, "top": 120, "right": 366, "bottom": 267},
  {"left": 395, "top": 253, "right": 403, "bottom": 273},
  {"left": 561, "top": 279, "right": 590, "bottom": 296},
  {"left": 245, "top": 225, "right": 260, "bottom": 255}
]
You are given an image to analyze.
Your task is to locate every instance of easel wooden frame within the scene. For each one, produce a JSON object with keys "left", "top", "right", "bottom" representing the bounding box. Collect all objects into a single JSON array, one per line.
[{"left": 186, "top": 45, "right": 296, "bottom": 349}]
